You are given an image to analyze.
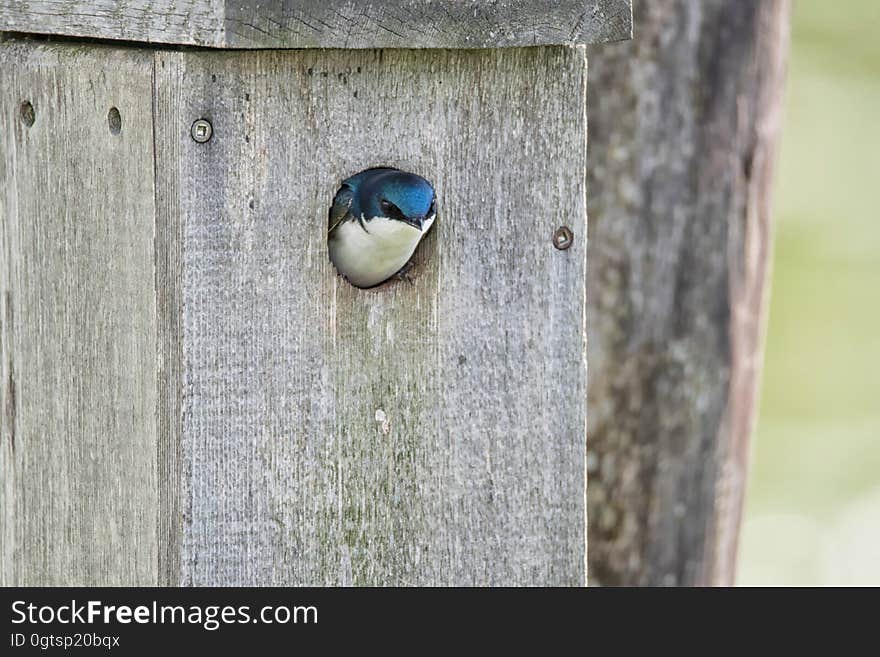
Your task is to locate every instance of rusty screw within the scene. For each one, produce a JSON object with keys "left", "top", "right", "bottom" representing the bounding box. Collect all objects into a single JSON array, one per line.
[
  {"left": 552, "top": 226, "right": 574, "bottom": 250},
  {"left": 191, "top": 118, "right": 213, "bottom": 144}
]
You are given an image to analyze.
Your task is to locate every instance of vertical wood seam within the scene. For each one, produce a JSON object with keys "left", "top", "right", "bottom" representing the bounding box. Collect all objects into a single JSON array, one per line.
[{"left": 154, "top": 50, "right": 183, "bottom": 586}]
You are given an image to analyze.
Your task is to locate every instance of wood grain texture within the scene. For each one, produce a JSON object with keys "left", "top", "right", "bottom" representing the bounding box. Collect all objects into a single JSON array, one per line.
[
  {"left": 222, "top": 0, "right": 632, "bottom": 48},
  {"left": 0, "top": 42, "right": 159, "bottom": 585},
  {"left": 0, "top": 0, "right": 633, "bottom": 48},
  {"left": 154, "top": 49, "right": 185, "bottom": 587},
  {"left": 154, "top": 46, "right": 587, "bottom": 585},
  {"left": 0, "top": 1, "right": 225, "bottom": 47},
  {"left": 584, "top": 0, "right": 790, "bottom": 586}
]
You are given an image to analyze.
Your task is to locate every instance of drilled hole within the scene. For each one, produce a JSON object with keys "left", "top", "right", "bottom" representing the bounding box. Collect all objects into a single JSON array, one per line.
[
  {"left": 108, "top": 107, "right": 122, "bottom": 135},
  {"left": 19, "top": 101, "right": 35, "bottom": 127}
]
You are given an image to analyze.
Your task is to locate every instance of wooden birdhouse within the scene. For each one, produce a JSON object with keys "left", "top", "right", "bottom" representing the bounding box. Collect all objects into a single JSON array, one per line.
[{"left": 0, "top": 1, "right": 633, "bottom": 585}]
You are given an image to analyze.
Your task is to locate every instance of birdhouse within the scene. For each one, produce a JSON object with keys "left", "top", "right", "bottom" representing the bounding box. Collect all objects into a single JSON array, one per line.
[{"left": 0, "top": 1, "right": 632, "bottom": 586}]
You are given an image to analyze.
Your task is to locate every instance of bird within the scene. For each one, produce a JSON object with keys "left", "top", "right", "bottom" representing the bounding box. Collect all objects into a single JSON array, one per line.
[{"left": 328, "top": 167, "right": 436, "bottom": 288}]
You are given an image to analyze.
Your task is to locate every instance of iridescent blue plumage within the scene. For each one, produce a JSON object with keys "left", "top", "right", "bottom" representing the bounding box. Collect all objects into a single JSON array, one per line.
[{"left": 339, "top": 168, "right": 435, "bottom": 228}]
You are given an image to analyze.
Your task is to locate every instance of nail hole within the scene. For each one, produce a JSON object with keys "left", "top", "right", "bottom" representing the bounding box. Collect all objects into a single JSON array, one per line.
[
  {"left": 553, "top": 226, "right": 574, "bottom": 250},
  {"left": 19, "top": 101, "right": 35, "bottom": 127},
  {"left": 107, "top": 107, "right": 122, "bottom": 135}
]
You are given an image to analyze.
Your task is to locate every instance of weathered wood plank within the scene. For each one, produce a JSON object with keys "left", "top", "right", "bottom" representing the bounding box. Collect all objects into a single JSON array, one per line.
[
  {"left": 585, "top": 0, "right": 790, "bottom": 586},
  {"left": 154, "top": 51, "right": 186, "bottom": 587},
  {"left": 222, "top": 0, "right": 632, "bottom": 48},
  {"left": 155, "top": 46, "right": 587, "bottom": 585},
  {"left": 0, "top": 1, "right": 633, "bottom": 48},
  {"left": 0, "top": 1, "right": 225, "bottom": 47},
  {"left": 0, "top": 42, "right": 159, "bottom": 585}
]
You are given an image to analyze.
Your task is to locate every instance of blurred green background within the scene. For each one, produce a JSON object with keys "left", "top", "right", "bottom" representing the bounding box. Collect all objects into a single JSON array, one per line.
[{"left": 738, "top": 0, "right": 880, "bottom": 585}]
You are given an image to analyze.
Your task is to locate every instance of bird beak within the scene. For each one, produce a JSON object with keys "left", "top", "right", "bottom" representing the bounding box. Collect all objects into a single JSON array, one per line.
[{"left": 404, "top": 215, "right": 425, "bottom": 230}]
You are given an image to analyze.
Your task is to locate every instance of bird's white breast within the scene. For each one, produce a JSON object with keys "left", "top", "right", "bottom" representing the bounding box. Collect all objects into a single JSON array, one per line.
[{"left": 329, "top": 215, "right": 434, "bottom": 288}]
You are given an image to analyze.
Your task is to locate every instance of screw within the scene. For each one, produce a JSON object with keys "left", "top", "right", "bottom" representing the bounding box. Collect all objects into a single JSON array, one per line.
[
  {"left": 191, "top": 118, "right": 213, "bottom": 143},
  {"left": 552, "top": 226, "right": 574, "bottom": 250}
]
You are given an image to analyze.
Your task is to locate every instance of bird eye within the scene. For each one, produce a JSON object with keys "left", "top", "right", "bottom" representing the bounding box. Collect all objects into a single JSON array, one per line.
[
  {"left": 428, "top": 199, "right": 436, "bottom": 216},
  {"left": 380, "top": 199, "right": 408, "bottom": 222}
]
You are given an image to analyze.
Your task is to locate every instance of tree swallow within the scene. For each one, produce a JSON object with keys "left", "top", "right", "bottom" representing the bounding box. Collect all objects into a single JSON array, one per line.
[{"left": 328, "top": 167, "right": 437, "bottom": 288}]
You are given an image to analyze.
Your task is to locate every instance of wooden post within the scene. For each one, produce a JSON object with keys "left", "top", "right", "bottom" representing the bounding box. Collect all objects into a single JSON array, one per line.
[
  {"left": 585, "top": 0, "right": 790, "bottom": 585},
  {"left": 0, "top": 2, "right": 633, "bottom": 586}
]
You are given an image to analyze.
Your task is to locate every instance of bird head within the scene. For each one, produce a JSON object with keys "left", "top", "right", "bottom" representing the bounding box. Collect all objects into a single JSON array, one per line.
[{"left": 352, "top": 168, "right": 436, "bottom": 231}]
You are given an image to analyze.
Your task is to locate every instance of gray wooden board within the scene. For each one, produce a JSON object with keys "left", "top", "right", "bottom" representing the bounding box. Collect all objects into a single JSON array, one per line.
[
  {"left": 0, "top": 1, "right": 225, "bottom": 47},
  {"left": 155, "top": 46, "right": 588, "bottom": 585},
  {"left": 0, "top": 1, "right": 632, "bottom": 48},
  {"left": 0, "top": 42, "right": 159, "bottom": 585},
  {"left": 155, "top": 46, "right": 186, "bottom": 586}
]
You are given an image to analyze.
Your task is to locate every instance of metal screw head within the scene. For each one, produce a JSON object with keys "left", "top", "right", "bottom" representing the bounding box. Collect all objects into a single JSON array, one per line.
[
  {"left": 552, "top": 226, "right": 574, "bottom": 250},
  {"left": 190, "top": 118, "right": 213, "bottom": 144}
]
